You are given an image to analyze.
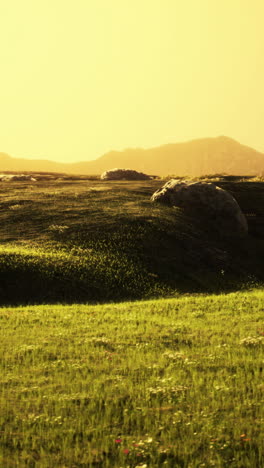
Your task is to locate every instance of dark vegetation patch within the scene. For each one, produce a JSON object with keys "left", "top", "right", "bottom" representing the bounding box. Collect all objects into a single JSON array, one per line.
[{"left": 0, "top": 176, "right": 264, "bottom": 304}]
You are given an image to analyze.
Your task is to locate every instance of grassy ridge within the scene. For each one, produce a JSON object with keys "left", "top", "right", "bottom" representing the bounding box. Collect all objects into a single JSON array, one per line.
[
  {"left": 1, "top": 290, "right": 263, "bottom": 467},
  {"left": 0, "top": 177, "right": 264, "bottom": 304},
  {"left": 0, "top": 243, "right": 167, "bottom": 303}
]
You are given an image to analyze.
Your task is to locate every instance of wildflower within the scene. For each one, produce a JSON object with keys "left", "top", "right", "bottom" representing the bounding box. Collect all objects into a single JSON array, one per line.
[
  {"left": 115, "top": 438, "right": 122, "bottom": 444},
  {"left": 123, "top": 448, "right": 130, "bottom": 454},
  {"left": 240, "top": 434, "right": 251, "bottom": 441}
]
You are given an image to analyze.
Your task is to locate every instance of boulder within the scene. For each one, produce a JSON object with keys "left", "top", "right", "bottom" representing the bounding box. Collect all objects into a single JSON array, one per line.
[
  {"left": 151, "top": 179, "right": 248, "bottom": 238},
  {"left": 0, "top": 174, "right": 36, "bottom": 182},
  {"left": 101, "top": 168, "right": 150, "bottom": 180}
]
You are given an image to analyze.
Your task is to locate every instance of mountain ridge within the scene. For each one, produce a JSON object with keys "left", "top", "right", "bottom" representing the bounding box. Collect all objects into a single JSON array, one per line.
[{"left": 1, "top": 136, "right": 263, "bottom": 176}]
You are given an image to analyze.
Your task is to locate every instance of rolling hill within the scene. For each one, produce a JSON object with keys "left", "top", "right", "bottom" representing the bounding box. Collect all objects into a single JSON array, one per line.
[
  {"left": 1, "top": 136, "right": 264, "bottom": 176},
  {"left": 0, "top": 176, "right": 264, "bottom": 305}
]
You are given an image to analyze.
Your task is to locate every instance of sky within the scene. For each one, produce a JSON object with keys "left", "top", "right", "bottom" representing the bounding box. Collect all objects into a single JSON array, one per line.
[{"left": 0, "top": 0, "right": 264, "bottom": 162}]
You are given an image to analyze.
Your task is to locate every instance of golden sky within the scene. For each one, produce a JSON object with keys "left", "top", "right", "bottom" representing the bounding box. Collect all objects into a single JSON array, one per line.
[{"left": 0, "top": 0, "right": 263, "bottom": 162}]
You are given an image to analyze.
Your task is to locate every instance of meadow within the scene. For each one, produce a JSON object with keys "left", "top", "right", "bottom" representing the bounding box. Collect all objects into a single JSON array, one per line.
[
  {"left": 1, "top": 291, "right": 263, "bottom": 467},
  {"left": 0, "top": 175, "right": 264, "bottom": 305},
  {"left": 0, "top": 175, "right": 264, "bottom": 467}
]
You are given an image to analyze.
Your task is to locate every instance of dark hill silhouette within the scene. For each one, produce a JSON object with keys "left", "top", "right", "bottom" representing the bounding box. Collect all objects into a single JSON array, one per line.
[{"left": 1, "top": 136, "right": 264, "bottom": 176}]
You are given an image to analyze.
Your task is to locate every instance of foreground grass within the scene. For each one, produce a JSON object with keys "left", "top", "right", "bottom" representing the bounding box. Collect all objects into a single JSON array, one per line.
[{"left": 0, "top": 290, "right": 263, "bottom": 467}]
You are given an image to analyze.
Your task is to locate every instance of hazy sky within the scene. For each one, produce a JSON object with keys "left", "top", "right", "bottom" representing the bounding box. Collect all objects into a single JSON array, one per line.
[{"left": 0, "top": 0, "right": 263, "bottom": 162}]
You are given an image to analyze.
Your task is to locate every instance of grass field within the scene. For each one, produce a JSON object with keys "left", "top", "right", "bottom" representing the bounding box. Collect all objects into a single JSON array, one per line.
[
  {"left": 0, "top": 175, "right": 264, "bottom": 467},
  {"left": 0, "top": 176, "right": 264, "bottom": 304},
  {"left": 1, "top": 290, "right": 263, "bottom": 467}
]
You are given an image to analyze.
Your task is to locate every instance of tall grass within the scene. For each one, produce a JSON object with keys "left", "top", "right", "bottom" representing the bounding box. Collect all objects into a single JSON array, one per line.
[{"left": 0, "top": 290, "right": 263, "bottom": 467}]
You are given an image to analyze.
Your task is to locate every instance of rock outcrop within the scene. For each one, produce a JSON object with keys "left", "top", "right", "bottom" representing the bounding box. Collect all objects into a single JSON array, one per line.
[
  {"left": 151, "top": 180, "right": 248, "bottom": 238},
  {"left": 0, "top": 174, "right": 37, "bottom": 182},
  {"left": 101, "top": 168, "right": 151, "bottom": 180}
]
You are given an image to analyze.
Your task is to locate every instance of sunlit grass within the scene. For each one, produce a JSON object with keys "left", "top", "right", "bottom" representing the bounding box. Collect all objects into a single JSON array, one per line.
[
  {"left": 0, "top": 242, "right": 170, "bottom": 305},
  {"left": 0, "top": 177, "right": 264, "bottom": 465},
  {"left": 1, "top": 290, "right": 263, "bottom": 467}
]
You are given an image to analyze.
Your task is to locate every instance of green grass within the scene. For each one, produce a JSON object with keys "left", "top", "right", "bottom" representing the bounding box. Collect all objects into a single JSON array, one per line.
[
  {"left": 0, "top": 177, "right": 264, "bottom": 304},
  {"left": 0, "top": 290, "right": 263, "bottom": 467},
  {"left": 0, "top": 176, "right": 264, "bottom": 466}
]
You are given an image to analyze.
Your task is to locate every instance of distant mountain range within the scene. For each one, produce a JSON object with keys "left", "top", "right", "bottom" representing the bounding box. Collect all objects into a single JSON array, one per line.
[{"left": 0, "top": 136, "right": 263, "bottom": 176}]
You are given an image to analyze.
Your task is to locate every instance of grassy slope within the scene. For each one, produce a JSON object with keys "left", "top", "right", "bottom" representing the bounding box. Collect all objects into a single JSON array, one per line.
[
  {"left": 0, "top": 290, "right": 263, "bottom": 467},
  {"left": 0, "top": 177, "right": 264, "bottom": 304}
]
